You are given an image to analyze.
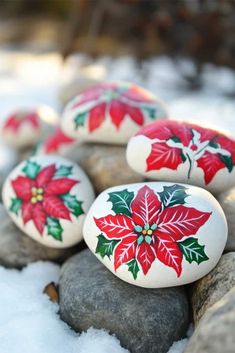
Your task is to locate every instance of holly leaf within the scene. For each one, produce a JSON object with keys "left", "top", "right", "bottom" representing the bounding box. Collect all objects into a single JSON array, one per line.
[
  {"left": 108, "top": 189, "right": 134, "bottom": 216},
  {"left": 55, "top": 165, "right": 73, "bottom": 177},
  {"left": 158, "top": 184, "right": 188, "bottom": 208},
  {"left": 143, "top": 106, "right": 156, "bottom": 119},
  {"left": 95, "top": 233, "right": 120, "bottom": 258},
  {"left": 47, "top": 217, "right": 63, "bottom": 241},
  {"left": 61, "top": 194, "right": 84, "bottom": 217},
  {"left": 127, "top": 259, "right": 140, "bottom": 280},
  {"left": 9, "top": 197, "right": 22, "bottom": 215},
  {"left": 22, "top": 161, "right": 40, "bottom": 179},
  {"left": 74, "top": 112, "right": 87, "bottom": 129},
  {"left": 218, "top": 153, "right": 233, "bottom": 173},
  {"left": 178, "top": 237, "right": 209, "bottom": 264},
  {"left": 169, "top": 136, "right": 181, "bottom": 143}
]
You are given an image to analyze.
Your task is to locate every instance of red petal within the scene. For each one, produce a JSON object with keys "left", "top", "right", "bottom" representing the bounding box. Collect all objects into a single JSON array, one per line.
[
  {"left": 11, "top": 176, "right": 35, "bottom": 200},
  {"left": 3, "top": 114, "right": 21, "bottom": 132},
  {"left": 126, "top": 105, "right": 144, "bottom": 126},
  {"left": 137, "top": 242, "right": 155, "bottom": 275},
  {"left": 146, "top": 142, "right": 183, "bottom": 172},
  {"left": 21, "top": 201, "right": 33, "bottom": 224},
  {"left": 216, "top": 135, "right": 235, "bottom": 163},
  {"left": 31, "top": 202, "right": 47, "bottom": 235},
  {"left": 171, "top": 123, "right": 192, "bottom": 147},
  {"left": 136, "top": 120, "right": 173, "bottom": 140},
  {"left": 197, "top": 151, "right": 225, "bottom": 184},
  {"left": 36, "top": 164, "right": 56, "bottom": 188},
  {"left": 109, "top": 100, "right": 126, "bottom": 129},
  {"left": 131, "top": 185, "right": 161, "bottom": 227},
  {"left": 43, "top": 195, "right": 71, "bottom": 220},
  {"left": 72, "top": 85, "right": 103, "bottom": 109},
  {"left": 114, "top": 235, "right": 137, "bottom": 271},
  {"left": 94, "top": 214, "right": 135, "bottom": 239},
  {"left": 88, "top": 102, "right": 106, "bottom": 132},
  {"left": 27, "top": 112, "right": 40, "bottom": 129},
  {"left": 43, "top": 127, "right": 75, "bottom": 153},
  {"left": 122, "top": 85, "right": 153, "bottom": 103},
  {"left": 157, "top": 205, "right": 211, "bottom": 241},
  {"left": 45, "top": 178, "right": 78, "bottom": 195},
  {"left": 156, "top": 233, "right": 182, "bottom": 277}
]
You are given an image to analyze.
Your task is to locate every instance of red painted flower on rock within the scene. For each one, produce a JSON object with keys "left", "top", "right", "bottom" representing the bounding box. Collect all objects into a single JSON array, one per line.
[
  {"left": 4, "top": 110, "right": 40, "bottom": 132},
  {"left": 9, "top": 161, "right": 84, "bottom": 241},
  {"left": 42, "top": 127, "right": 76, "bottom": 154},
  {"left": 71, "top": 82, "right": 159, "bottom": 132},
  {"left": 95, "top": 184, "right": 211, "bottom": 279},
  {"left": 138, "top": 120, "right": 235, "bottom": 184}
]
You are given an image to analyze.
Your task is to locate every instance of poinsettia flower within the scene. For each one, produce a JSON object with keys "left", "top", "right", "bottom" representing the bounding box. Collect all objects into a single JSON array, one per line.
[
  {"left": 95, "top": 185, "right": 211, "bottom": 277},
  {"left": 42, "top": 127, "right": 76, "bottom": 153},
  {"left": 11, "top": 164, "right": 78, "bottom": 234},
  {"left": 4, "top": 111, "right": 40, "bottom": 132},
  {"left": 71, "top": 82, "right": 158, "bottom": 132},
  {"left": 140, "top": 120, "right": 235, "bottom": 184}
]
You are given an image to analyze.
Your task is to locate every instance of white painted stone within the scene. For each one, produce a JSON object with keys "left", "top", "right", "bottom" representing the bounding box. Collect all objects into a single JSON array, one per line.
[
  {"left": 2, "top": 155, "right": 95, "bottom": 248},
  {"left": 0, "top": 143, "right": 19, "bottom": 189},
  {"left": 83, "top": 182, "right": 227, "bottom": 288},
  {"left": 61, "top": 81, "right": 168, "bottom": 145},
  {"left": 126, "top": 120, "right": 235, "bottom": 194},
  {"left": 0, "top": 105, "right": 58, "bottom": 149}
]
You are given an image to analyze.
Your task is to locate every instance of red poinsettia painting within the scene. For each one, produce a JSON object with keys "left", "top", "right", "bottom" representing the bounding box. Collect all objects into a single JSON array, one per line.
[
  {"left": 95, "top": 184, "right": 211, "bottom": 279},
  {"left": 42, "top": 127, "right": 75, "bottom": 153},
  {"left": 137, "top": 120, "right": 235, "bottom": 184},
  {"left": 9, "top": 161, "right": 84, "bottom": 241},
  {"left": 71, "top": 82, "right": 159, "bottom": 133},
  {"left": 3, "top": 111, "right": 40, "bottom": 132}
]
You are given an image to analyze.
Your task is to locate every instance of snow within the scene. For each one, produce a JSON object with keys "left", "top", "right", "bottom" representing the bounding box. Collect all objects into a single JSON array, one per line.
[{"left": 0, "top": 262, "right": 128, "bottom": 353}]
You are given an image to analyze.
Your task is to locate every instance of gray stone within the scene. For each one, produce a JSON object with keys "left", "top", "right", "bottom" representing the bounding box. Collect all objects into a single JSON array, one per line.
[
  {"left": 0, "top": 204, "right": 81, "bottom": 268},
  {"left": 70, "top": 143, "right": 144, "bottom": 194},
  {"left": 59, "top": 249, "right": 189, "bottom": 353},
  {"left": 0, "top": 144, "right": 19, "bottom": 197},
  {"left": 185, "top": 286, "right": 235, "bottom": 353},
  {"left": 190, "top": 252, "right": 235, "bottom": 324},
  {"left": 218, "top": 188, "right": 235, "bottom": 252}
]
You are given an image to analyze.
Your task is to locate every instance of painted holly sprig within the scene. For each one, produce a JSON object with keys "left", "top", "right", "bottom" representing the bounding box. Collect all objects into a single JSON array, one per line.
[
  {"left": 71, "top": 82, "right": 159, "bottom": 133},
  {"left": 95, "top": 184, "right": 211, "bottom": 280},
  {"left": 9, "top": 161, "right": 84, "bottom": 241},
  {"left": 141, "top": 122, "right": 235, "bottom": 185}
]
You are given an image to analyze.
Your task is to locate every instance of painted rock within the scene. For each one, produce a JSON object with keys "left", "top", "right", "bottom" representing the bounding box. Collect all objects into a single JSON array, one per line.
[
  {"left": 83, "top": 182, "right": 227, "bottom": 288},
  {"left": 61, "top": 81, "right": 168, "bottom": 145},
  {"left": 0, "top": 106, "right": 58, "bottom": 149},
  {"left": 126, "top": 120, "right": 235, "bottom": 194},
  {"left": 36, "top": 127, "right": 78, "bottom": 156},
  {"left": 2, "top": 155, "right": 95, "bottom": 248}
]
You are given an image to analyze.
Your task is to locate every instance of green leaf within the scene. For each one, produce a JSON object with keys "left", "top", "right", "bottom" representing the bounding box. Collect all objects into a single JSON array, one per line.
[
  {"left": 55, "top": 165, "right": 73, "bottom": 177},
  {"left": 181, "top": 150, "right": 186, "bottom": 163},
  {"left": 74, "top": 112, "right": 87, "bottom": 129},
  {"left": 9, "top": 197, "right": 22, "bottom": 215},
  {"left": 178, "top": 237, "right": 209, "bottom": 264},
  {"left": 61, "top": 194, "right": 84, "bottom": 217},
  {"left": 127, "top": 259, "right": 140, "bottom": 280},
  {"left": 218, "top": 153, "right": 233, "bottom": 173},
  {"left": 22, "top": 161, "right": 40, "bottom": 179},
  {"left": 158, "top": 184, "right": 188, "bottom": 208},
  {"left": 47, "top": 217, "right": 63, "bottom": 241},
  {"left": 143, "top": 106, "right": 156, "bottom": 119},
  {"left": 209, "top": 137, "right": 219, "bottom": 149},
  {"left": 169, "top": 136, "right": 181, "bottom": 143},
  {"left": 95, "top": 234, "right": 120, "bottom": 259},
  {"left": 108, "top": 189, "right": 134, "bottom": 216}
]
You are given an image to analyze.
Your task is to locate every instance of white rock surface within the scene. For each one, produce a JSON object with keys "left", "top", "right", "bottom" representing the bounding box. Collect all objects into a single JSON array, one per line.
[
  {"left": 61, "top": 81, "right": 168, "bottom": 145},
  {"left": 127, "top": 120, "right": 235, "bottom": 194},
  {"left": 2, "top": 155, "right": 94, "bottom": 248},
  {"left": 83, "top": 182, "right": 227, "bottom": 288}
]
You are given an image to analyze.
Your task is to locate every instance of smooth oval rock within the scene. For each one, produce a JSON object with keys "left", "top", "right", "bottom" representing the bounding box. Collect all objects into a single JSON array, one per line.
[
  {"left": 0, "top": 106, "right": 58, "bottom": 149},
  {"left": 126, "top": 120, "right": 235, "bottom": 194},
  {"left": 218, "top": 187, "right": 235, "bottom": 252},
  {"left": 61, "top": 81, "right": 168, "bottom": 145},
  {"left": 2, "top": 155, "right": 95, "bottom": 248},
  {"left": 83, "top": 182, "right": 227, "bottom": 288},
  {"left": 59, "top": 249, "right": 189, "bottom": 353}
]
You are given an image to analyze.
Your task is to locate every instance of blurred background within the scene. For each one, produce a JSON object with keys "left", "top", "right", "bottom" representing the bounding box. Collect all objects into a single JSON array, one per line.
[{"left": 0, "top": 0, "right": 235, "bottom": 132}]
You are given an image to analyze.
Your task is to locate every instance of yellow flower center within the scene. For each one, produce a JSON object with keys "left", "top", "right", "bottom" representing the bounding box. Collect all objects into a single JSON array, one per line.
[{"left": 31, "top": 187, "right": 44, "bottom": 204}]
